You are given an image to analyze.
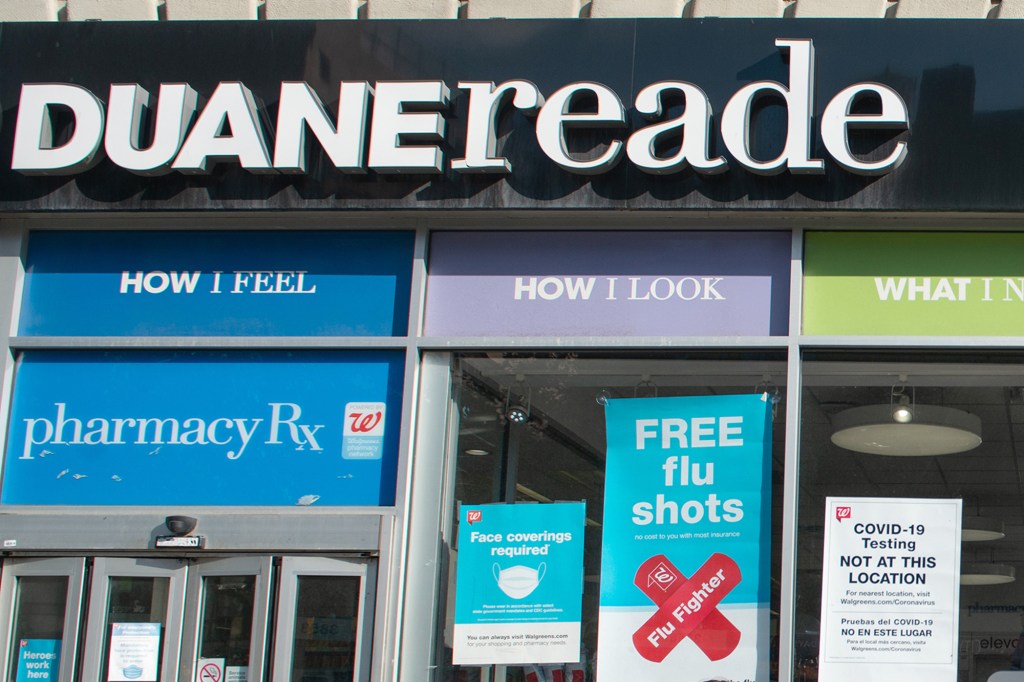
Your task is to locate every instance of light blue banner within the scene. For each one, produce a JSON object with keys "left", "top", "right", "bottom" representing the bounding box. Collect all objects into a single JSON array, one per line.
[
  {"left": 455, "top": 502, "right": 585, "bottom": 625},
  {"left": 16, "top": 639, "right": 60, "bottom": 682},
  {"left": 1, "top": 350, "right": 404, "bottom": 506},
  {"left": 19, "top": 231, "right": 414, "bottom": 336},
  {"left": 598, "top": 393, "right": 772, "bottom": 680},
  {"left": 453, "top": 502, "right": 586, "bottom": 665}
]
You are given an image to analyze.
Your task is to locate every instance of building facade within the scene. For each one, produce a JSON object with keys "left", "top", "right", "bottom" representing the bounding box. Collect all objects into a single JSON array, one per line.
[{"left": 1, "top": 8, "right": 1023, "bottom": 682}]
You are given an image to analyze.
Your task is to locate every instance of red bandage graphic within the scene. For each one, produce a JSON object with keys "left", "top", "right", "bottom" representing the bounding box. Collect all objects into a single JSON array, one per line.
[{"left": 632, "top": 553, "right": 742, "bottom": 663}]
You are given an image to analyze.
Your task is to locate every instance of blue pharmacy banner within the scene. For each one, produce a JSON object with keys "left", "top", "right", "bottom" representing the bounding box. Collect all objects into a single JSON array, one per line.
[
  {"left": 18, "top": 231, "right": 414, "bottom": 336},
  {"left": 16, "top": 639, "right": 60, "bottom": 682},
  {"left": 453, "top": 502, "right": 586, "bottom": 665},
  {"left": 598, "top": 393, "right": 772, "bottom": 681},
  {"left": 1, "top": 350, "right": 404, "bottom": 506}
]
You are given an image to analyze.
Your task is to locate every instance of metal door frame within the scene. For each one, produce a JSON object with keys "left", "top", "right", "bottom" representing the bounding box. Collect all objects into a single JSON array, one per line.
[
  {"left": 0, "top": 557, "right": 86, "bottom": 682},
  {"left": 271, "top": 557, "right": 378, "bottom": 682},
  {"left": 81, "top": 558, "right": 188, "bottom": 682},
  {"left": 178, "top": 556, "right": 273, "bottom": 682}
]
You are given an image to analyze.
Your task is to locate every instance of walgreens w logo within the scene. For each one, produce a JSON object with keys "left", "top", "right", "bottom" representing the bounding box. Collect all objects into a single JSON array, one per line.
[{"left": 344, "top": 402, "right": 386, "bottom": 436}]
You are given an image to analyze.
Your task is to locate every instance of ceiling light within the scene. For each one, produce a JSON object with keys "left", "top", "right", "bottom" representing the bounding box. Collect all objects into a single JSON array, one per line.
[
  {"left": 892, "top": 394, "right": 913, "bottom": 423},
  {"left": 961, "top": 563, "right": 1015, "bottom": 586},
  {"left": 464, "top": 448, "right": 490, "bottom": 457},
  {"left": 831, "top": 404, "right": 982, "bottom": 456},
  {"left": 962, "top": 516, "right": 1005, "bottom": 542},
  {"left": 503, "top": 381, "right": 531, "bottom": 425},
  {"left": 505, "top": 404, "right": 529, "bottom": 424},
  {"left": 890, "top": 376, "right": 914, "bottom": 423}
]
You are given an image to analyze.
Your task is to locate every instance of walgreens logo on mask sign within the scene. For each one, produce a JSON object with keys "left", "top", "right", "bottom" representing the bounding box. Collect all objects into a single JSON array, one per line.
[{"left": 11, "top": 39, "right": 907, "bottom": 180}]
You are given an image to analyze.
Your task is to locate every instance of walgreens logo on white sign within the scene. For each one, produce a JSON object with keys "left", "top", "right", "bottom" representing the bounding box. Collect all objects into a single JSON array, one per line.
[
  {"left": 11, "top": 39, "right": 907, "bottom": 179},
  {"left": 343, "top": 402, "right": 386, "bottom": 461}
]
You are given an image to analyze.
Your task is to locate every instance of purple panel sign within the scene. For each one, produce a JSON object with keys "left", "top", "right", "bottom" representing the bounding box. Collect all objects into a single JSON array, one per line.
[{"left": 424, "top": 232, "right": 790, "bottom": 337}]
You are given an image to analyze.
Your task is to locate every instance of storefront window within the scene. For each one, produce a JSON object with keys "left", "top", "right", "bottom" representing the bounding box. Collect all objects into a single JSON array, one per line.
[
  {"left": 797, "top": 352, "right": 1024, "bottom": 682},
  {"left": 436, "top": 352, "right": 786, "bottom": 681}
]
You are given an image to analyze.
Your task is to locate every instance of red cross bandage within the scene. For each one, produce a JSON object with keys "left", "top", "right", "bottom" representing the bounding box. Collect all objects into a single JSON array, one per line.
[{"left": 631, "top": 552, "right": 742, "bottom": 662}]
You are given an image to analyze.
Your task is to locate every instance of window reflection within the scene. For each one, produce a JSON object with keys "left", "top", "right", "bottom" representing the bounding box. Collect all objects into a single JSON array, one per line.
[
  {"left": 290, "top": 576, "right": 360, "bottom": 682},
  {"left": 799, "top": 355, "right": 1024, "bottom": 682},
  {"left": 7, "top": 577, "right": 68, "bottom": 682},
  {"left": 438, "top": 352, "right": 786, "bottom": 682}
]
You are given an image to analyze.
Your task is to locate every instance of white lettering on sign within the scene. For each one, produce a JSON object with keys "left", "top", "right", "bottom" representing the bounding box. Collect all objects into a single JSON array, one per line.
[
  {"left": 514, "top": 277, "right": 597, "bottom": 301},
  {"left": 117, "top": 270, "right": 316, "bottom": 295},
  {"left": 634, "top": 416, "right": 745, "bottom": 450},
  {"left": 872, "top": 276, "right": 1024, "bottom": 304},
  {"left": 874, "top": 277, "right": 972, "bottom": 302},
  {"left": 19, "top": 402, "right": 325, "bottom": 461},
  {"left": 512, "top": 275, "right": 727, "bottom": 302},
  {"left": 10, "top": 39, "right": 909, "bottom": 179},
  {"left": 628, "top": 416, "right": 747, "bottom": 527}
]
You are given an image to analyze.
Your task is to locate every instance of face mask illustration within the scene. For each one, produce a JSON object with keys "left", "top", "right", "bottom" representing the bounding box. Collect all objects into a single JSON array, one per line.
[{"left": 493, "top": 562, "right": 546, "bottom": 600}]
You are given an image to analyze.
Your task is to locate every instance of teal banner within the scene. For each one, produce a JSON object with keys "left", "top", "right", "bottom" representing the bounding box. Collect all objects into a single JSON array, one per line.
[
  {"left": 453, "top": 502, "right": 585, "bottom": 666},
  {"left": 16, "top": 639, "right": 60, "bottom": 682},
  {"left": 598, "top": 394, "right": 772, "bottom": 681}
]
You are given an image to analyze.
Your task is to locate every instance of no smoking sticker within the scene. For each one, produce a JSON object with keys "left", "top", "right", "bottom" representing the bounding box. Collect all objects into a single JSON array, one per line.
[{"left": 196, "top": 659, "right": 224, "bottom": 682}]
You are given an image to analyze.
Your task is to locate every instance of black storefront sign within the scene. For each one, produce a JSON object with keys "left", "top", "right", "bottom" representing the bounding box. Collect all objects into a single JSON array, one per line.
[{"left": 0, "top": 19, "right": 1016, "bottom": 212}]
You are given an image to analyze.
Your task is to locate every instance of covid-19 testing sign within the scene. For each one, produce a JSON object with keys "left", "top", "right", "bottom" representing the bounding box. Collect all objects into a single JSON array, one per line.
[
  {"left": 453, "top": 502, "right": 586, "bottom": 665},
  {"left": 818, "top": 497, "right": 962, "bottom": 682},
  {"left": 598, "top": 393, "right": 772, "bottom": 681}
]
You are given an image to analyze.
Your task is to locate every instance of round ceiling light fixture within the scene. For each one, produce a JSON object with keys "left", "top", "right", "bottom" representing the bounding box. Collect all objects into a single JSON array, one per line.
[
  {"left": 892, "top": 394, "right": 913, "bottom": 424},
  {"left": 962, "top": 516, "right": 1006, "bottom": 542},
  {"left": 505, "top": 404, "right": 530, "bottom": 424},
  {"left": 961, "top": 563, "right": 1015, "bottom": 586},
  {"left": 831, "top": 404, "right": 982, "bottom": 456}
]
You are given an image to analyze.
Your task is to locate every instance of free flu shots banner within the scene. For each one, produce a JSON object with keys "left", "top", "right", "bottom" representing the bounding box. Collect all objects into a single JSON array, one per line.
[{"left": 599, "top": 394, "right": 772, "bottom": 681}]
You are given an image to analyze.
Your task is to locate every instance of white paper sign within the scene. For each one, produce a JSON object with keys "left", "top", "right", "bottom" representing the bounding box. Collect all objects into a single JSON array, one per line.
[
  {"left": 818, "top": 497, "right": 962, "bottom": 682},
  {"left": 224, "top": 667, "right": 247, "bottom": 682},
  {"left": 107, "top": 623, "right": 161, "bottom": 682}
]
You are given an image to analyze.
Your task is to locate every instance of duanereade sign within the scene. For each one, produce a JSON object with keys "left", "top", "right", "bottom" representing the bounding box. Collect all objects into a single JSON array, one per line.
[
  {"left": 1, "top": 350, "right": 404, "bottom": 506},
  {"left": 10, "top": 40, "right": 906, "bottom": 180}
]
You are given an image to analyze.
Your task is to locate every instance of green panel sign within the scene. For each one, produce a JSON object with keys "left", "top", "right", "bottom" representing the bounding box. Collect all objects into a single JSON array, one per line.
[{"left": 804, "top": 232, "right": 1024, "bottom": 336}]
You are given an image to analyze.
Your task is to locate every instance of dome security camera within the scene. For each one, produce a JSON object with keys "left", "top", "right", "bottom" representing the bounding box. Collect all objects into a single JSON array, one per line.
[{"left": 164, "top": 515, "right": 198, "bottom": 536}]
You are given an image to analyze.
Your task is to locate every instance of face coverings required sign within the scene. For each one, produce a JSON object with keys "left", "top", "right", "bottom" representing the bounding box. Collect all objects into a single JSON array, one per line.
[
  {"left": 598, "top": 394, "right": 772, "bottom": 681},
  {"left": 818, "top": 497, "right": 962, "bottom": 682},
  {"left": 453, "top": 502, "right": 586, "bottom": 665}
]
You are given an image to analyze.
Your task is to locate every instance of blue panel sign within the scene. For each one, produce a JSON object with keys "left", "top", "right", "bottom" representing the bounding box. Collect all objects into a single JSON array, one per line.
[
  {"left": 16, "top": 639, "right": 60, "bottom": 682},
  {"left": 598, "top": 394, "right": 772, "bottom": 682},
  {"left": 453, "top": 502, "right": 585, "bottom": 666},
  {"left": 19, "top": 231, "right": 414, "bottom": 336},
  {"left": 1, "top": 350, "right": 404, "bottom": 506}
]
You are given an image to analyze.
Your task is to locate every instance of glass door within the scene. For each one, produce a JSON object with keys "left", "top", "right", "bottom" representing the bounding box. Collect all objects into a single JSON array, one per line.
[
  {"left": 0, "top": 557, "right": 86, "bottom": 682},
  {"left": 80, "top": 559, "right": 187, "bottom": 682},
  {"left": 178, "top": 557, "right": 272, "bottom": 682},
  {"left": 1, "top": 555, "right": 378, "bottom": 682},
  {"left": 271, "top": 558, "right": 376, "bottom": 682}
]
